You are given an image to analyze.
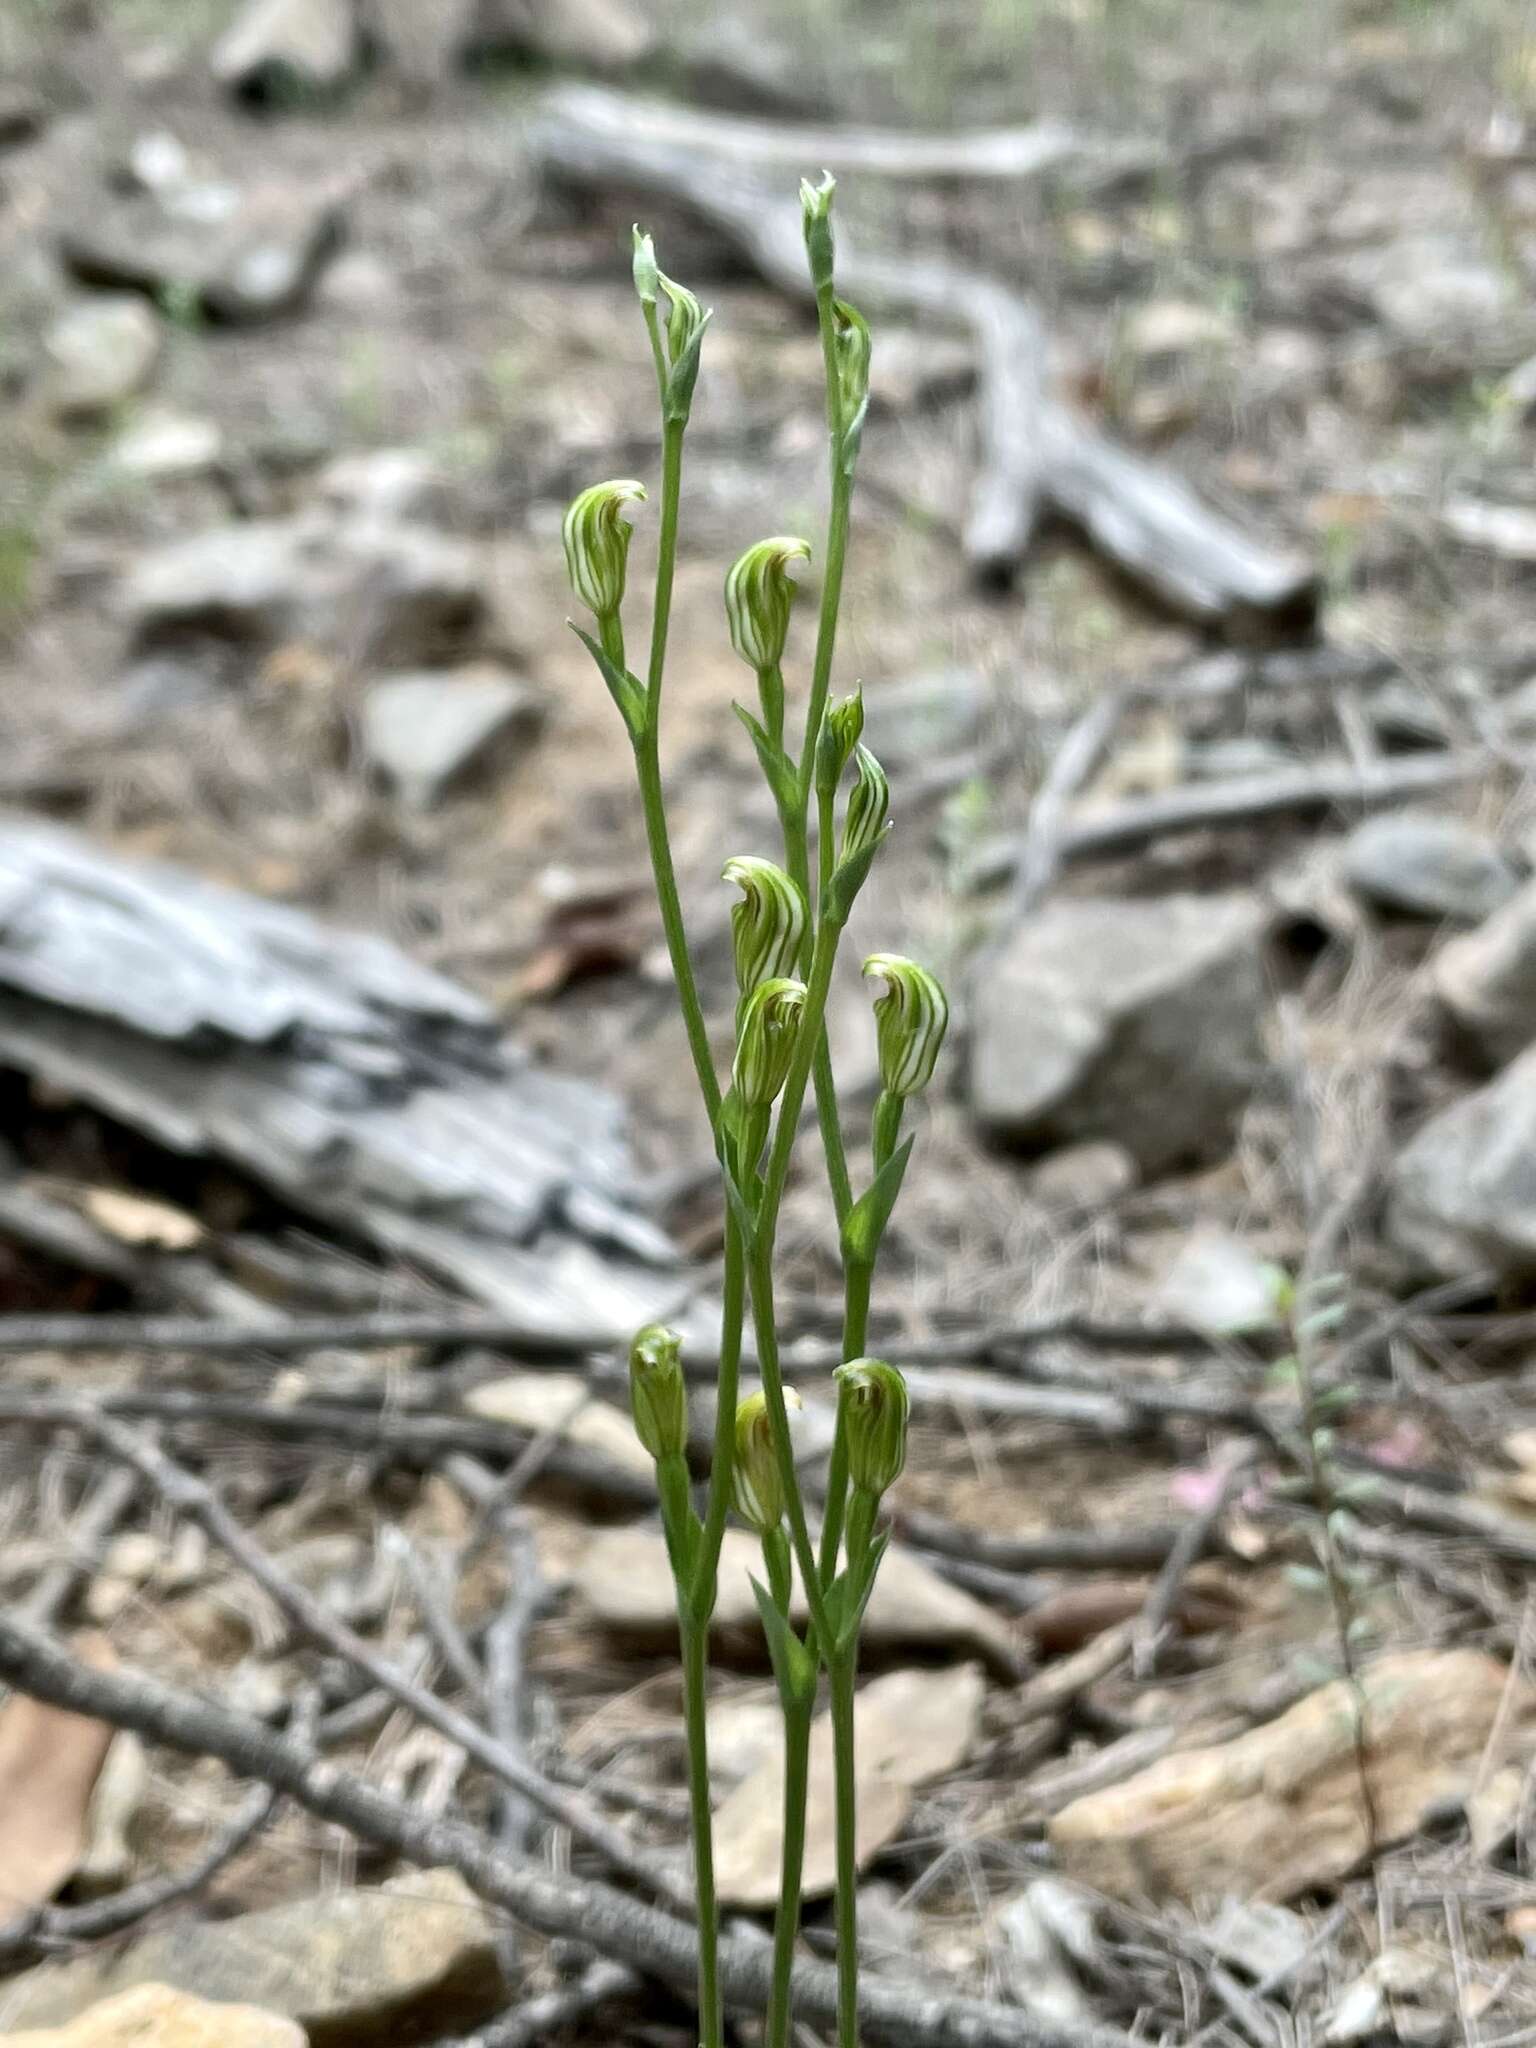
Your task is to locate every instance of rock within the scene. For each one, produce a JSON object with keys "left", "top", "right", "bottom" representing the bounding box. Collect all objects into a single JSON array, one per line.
[
  {"left": 1385, "top": 1041, "right": 1536, "bottom": 1279},
  {"left": 61, "top": 186, "right": 345, "bottom": 326},
  {"left": 120, "top": 515, "right": 486, "bottom": 663},
  {"left": 677, "top": 17, "right": 827, "bottom": 116},
  {"left": 315, "top": 447, "right": 437, "bottom": 523},
  {"left": 0, "top": 86, "right": 50, "bottom": 151},
  {"left": 1, "top": 1983, "right": 305, "bottom": 2048},
  {"left": 459, "top": 0, "right": 655, "bottom": 71},
  {"left": 713, "top": 1665, "right": 984, "bottom": 1908},
  {"left": 1, "top": 1868, "right": 506, "bottom": 2043},
  {"left": 1153, "top": 1227, "right": 1282, "bottom": 1336},
  {"left": 1125, "top": 299, "right": 1237, "bottom": 360},
  {"left": 572, "top": 1525, "right": 1018, "bottom": 1676},
  {"left": 465, "top": 1371, "right": 649, "bottom": 1476},
  {"left": 1026, "top": 1140, "right": 1136, "bottom": 1214},
  {"left": 1049, "top": 1649, "right": 1534, "bottom": 1903},
  {"left": 1341, "top": 811, "right": 1519, "bottom": 924},
  {"left": 116, "top": 131, "right": 193, "bottom": 197},
  {"left": 212, "top": 0, "right": 361, "bottom": 102},
  {"left": 1364, "top": 231, "right": 1512, "bottom": 340},
  {"left": 361, "top": 666, "right": 542, "bottom": 805},
  {"left": 1432, "top": 879, "right": 1536, "bottom": 1068},
  {"left": 969, "top": 894, "right": 1269, "bottom": 1174},
  {"left": 994, "top": 1883, "right": 1097, "bottom": 2030},
  {"left": 41, "top": 298, "right": 161, "bottom": 419},
  {"left": 1199, "top": 1899, "right": 1310, "bottom": 1980},
  {"left": 108, "top": 411, "right": 223, "bottom": 481},
  {"left": 1443, "top": 497, "right": 1536, "bottom": 562},
  {"left": 861, "top": 667, "right": 988, "bottom": 772}
]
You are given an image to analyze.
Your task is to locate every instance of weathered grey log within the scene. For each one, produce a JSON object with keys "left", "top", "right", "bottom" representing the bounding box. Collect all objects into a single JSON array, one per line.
[
  {"left": 0, "top": 820, "right": 680, "bottom": 1343},
  {"left": 530, "top": 84, "right": 1317, "bottom": 631}
]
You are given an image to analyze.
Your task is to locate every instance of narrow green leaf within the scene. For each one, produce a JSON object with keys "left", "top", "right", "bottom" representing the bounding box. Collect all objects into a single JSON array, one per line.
[
  {"left": 840, "top": 1135, "right": 915, "bottom": 1268},
  {"left": 822, "top": 822, "right": 891, "bottom": 923},
  {"left": 750, "top": 1576, "right": 818, "bottom": 1708},
  {"left": 732, "top": 701, "right": 798, "bottom": 812},
  {"left": 570, "top": 622, "right": 646, "bottom": 737}
]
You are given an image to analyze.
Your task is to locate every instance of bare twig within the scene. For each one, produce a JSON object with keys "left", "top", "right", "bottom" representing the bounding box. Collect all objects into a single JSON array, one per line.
[
  {"left": 1010, "top": 688, "right": 1129, "bottom": 921},
  {"left": 450, "top": 1959, "right": 641, "bottom": 2048},
  {"left": 1132, "top": 1444, "right": 1255, "bottom": 1676},
  {"left": 0, "top": 1613, "right": 1135, "bottom": 2048},
  {"left": 19, "top": 1464, "right": 139, "bottom": 1629}
]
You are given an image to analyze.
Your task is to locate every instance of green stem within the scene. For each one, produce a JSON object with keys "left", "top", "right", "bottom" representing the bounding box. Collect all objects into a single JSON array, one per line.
[
  {"left": 629, "top": 418, "right": 721, "bottom": 1130},
  {"left": 691, "top": 1214, "right": 746, "bottom": 1604},
  {"left": 680, "top": 1616, "right": 723, "bottom": 2048},
  {"left": 817, "top": 1257, "right": 871, "bottom": 1583},
  {"left": 765, "top": 1695, "right": 813, "bottom": 2048},
  {"left": 796, "top": 469, "right": 853, "bottom": 808},
  {"left": 829, "top": 1653, "right": 861, "bottom": 2048}
]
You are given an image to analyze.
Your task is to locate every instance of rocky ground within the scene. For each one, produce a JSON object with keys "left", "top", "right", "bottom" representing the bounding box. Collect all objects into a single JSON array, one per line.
[{"left": 3, "top": 0, "right": 1536, "bottom": 2043}]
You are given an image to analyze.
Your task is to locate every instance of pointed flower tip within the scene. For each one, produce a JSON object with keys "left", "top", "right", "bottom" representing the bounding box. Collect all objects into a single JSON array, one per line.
[
  {"left": 562, "top": 479, "right": 647, "bottom": 619},
  {"left": 724, "top": 535, "right": 813, "bottom": 672},
  {"left": 732, "top": 974, "right": 808, "bottom": 1109},
  {"left": 629, "top": 1323, "right": 687, "bottom": 1463},
  {"left": 722, "top": 855, "right": 808, "bottom": 995}
]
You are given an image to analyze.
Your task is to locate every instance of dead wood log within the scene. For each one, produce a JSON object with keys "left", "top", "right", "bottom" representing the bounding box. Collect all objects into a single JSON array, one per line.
[
  {"left": 529, "top": 83, "right": 1317, "bottom": 631},
  {"left": 0, "top": 1613, "right": 1135, "bottom": 2048}
]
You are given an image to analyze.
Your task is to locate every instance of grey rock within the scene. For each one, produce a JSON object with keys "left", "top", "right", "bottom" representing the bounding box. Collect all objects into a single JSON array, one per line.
[
  {"left": 1364, "top": 231, "right": 1511, "bottom": 340},
  {"left": 861, "top": 667, "right": 988, "bottom": 773},
  {"left": 0, "top": 85, "right": 49, "bottom": 150},
  {"left": 1, "top": 1868, "right": 506, "bottom": 2045},
  {"left": 1342, "top": 811, "right": 1520, "bottom": 924},
  {"left": 1386, "top": 1044, "right": 1536, "bottom": 1279},
  {"left": 316, "top": 445, "right": 438, "bottom": 522},
  {"left": 1433, "top": 879, "right": 1536, "bottom": 1069},
  {"left": 108, "top": 410, "right": 223, "bottom": 480},
  {"left": 212, "top": 0, "right": 361, "bottom": 101},
  {"left": 361, "top": 664, "right": 543, "bottom": 805},
  {"left": 61, "top": 186, "right": 344, "bottom": 326},
  {"left": 41, "top": 297, "right": 161, "bottom": 419},
  {"left": 1026, "top": 1139, "right": 1136, "bottom": 1213},
  {"left": 1154, "top": 1226, "right": 1281, "bottom": 1335},
  {"left": 969, "top": 894, "right": 1269, "bottom": 1173},
  {"left": 120, "top": 513, "right": 486, "bottom": 663},
  {"left": 459, "top": 0, "right": 654, "bottom": 70}
]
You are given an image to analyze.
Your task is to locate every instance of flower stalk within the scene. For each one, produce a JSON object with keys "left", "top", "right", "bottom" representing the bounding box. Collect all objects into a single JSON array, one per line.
[{"left": 564, "top": 180, "right": 947, "bottom": 2048}]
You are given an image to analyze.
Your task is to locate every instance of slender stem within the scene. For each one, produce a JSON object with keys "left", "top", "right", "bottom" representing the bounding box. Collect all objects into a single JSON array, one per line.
[
  {"left": 691, "top": 1215, "right": 746, "bottom": 1603},
  {"left": 796, "top": 472, "right": 853, "bottom": 808},
  {"left": 747, "top": 1239, "right": 833, "bottom": 1651},
  {"left": 766, "top": 1696, "right": 814, "bottom": 2048},
  {"left": 680, "top": 1617, "right": 723, "bottom": 2048},
  {"left": 628, "top": 418, "right": 720, "bottom": 1129},
  {"left": 829, "top": 1654, "right": 861, "bottom": 2048},
  {"left": 817, "top": 1257, "right": 871, "bottom": 1583}
]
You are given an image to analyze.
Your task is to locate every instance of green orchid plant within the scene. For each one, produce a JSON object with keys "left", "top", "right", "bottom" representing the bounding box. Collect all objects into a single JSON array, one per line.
[{"left": 564, "top": 176, "right": 949, "bottom": 2048}]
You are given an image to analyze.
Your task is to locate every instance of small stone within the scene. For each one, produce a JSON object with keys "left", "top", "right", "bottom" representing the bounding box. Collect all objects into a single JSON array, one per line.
[
  {"left": 1026, "top": 1140, "right": 1136, "bottom": 1213},
  {"left": 212, "top": 0, "right": 361, "bottom": 101},
  {"left": 1154, "top": 1227, "right": 1282, "bottom": 1336},
  {"left": 108, "top": 410, "right": 223, "bottom": 480},
  {"left": 360, "top": 665, "right": 543, "bottom": 806},
  {"left": 465, "top": 1371, "right": 648, "bottom": 1476},
  {"left": 118, "top": 131, "right": 192, "bottom": 196},
  {"left": 1125, "top": 299, "right": 1237, "bottom": 359},
  {"left": 120, "top": 516, "right": 486, "bottom": 664},
  {"left": 1, "top": 1869, "right": 506, "bottom": 2043},
  {"left": 1365, "top": 231, "right": 1511, "bottom": 339},
  {"left": 969, "top": 894, "right": 1269, "bottom": 1174},
  {"left": 61, "top": 186, "right": 345, "bottom": 326},
  {"left": 0, "top": 86, "right": 50, "bottom": 150},
  {"left": 459, "top": 0, "right": 655, "bottom": 70},
  {"left": 1387, "top": 1039, "right": 1536, "bottom": 1279},
  {"left": 1, "top": 1983, "right": 304, "bottom": 2048},
  {"left": 1342, "top": 811, "right": 1520, "bottom": 924},
  {"left": 1199, "top": 1899, "right": 1311, "bottom": 1980},
  {"left": 1443, "top": 497, "right": 1536, "bottom": 562},
  {"left": 316, "top": 447, "right": 438, "bottom": 523},
  {"left": 42, "top": 298, "right": 161, "bottom": 419},
  {"left": 1434, "top": 879, "right": 1536, "bottom": 1068},
  {"left": 860, "top": 667, "right": 987, "bottom": 772}
]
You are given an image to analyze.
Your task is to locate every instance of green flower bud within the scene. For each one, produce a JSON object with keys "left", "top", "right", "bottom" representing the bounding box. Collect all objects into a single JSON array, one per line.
[
  {"left": 724, "top": 536, "right": 811, "bottom": 673},
  {"left": 834, "top": 1358, "right": 909, "bottom": 1497},
  {"left": 632, "top": 226, "right": 658, "bottom": 309},
  {"left": 629, "top": 1323, "right": 687, "bottom": 1463},
  {"left": 563, "top": 479, "right": 645, "bottom": 620},
  {"left": 801, "top": 171, "right": 836, "bottom": 292},
  {"left": 723, "top": 855, "right": 807, "bottom": 996},
  {"left": 732, "top": 1387, "right": 801, "bottom": 1534},
  {"left": 863, "top": 954, "right": 949, "bottom": 1100},
  {"left": 832, "top": 297, "right": 872, "bottom": 433},
  {"left": 840, "top": 744, "right": 890, "bottom": 864},
  {"left": 815, "top": 690, "right": 864, "bottom": 794},
  {"left": 732, "top": 976, "right": 807, "bottom": 1109},
  {"left": 660, "top": 273, "right": 705, "bottom": 369}
]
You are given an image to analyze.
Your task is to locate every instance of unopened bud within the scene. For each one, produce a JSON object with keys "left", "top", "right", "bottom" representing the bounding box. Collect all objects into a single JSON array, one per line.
[
  {"left": 831, "top": 297, "right": 871, "bottom": 436},
  {"left": 816, "top": 690, "right": 864, "bottom": 793},
  {"left": 723, "top": 855, "right": 807, "bottom": 995},
  {"left": 563, "top": 479, "right": 645, "bottom": 620},
  {"left": 732, "top": 1387, "right": 801, "bottom": 1534},
  {"left": 629, "top": 1323, "right": 687, "bottom": 1463},
  {"left": 840, "top": 744, "right": 890, "bottom": 865},
  {"left": 801, "top": 171, "right": 836, "bottom": 292},
  {"left": 834, "top": 1358, "right": 909, "bottom": 1497},
  {"left": 863, "top": 954, "right": 949, "bottom": 1100},
  {"left": 725, "top": 536, "right": 811, "bottom": 672},
  {"left": 732, "top": 976, "right": 807, "bottom": 1109},
  {"left": 632, "top": 226, "right": 659, "bottom": 309}
]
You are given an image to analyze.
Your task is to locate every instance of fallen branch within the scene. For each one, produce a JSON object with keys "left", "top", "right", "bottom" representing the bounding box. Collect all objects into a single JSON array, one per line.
[
  {"left": 0, "top": 1307, "right": 599, "bottom": 1358},
  {"left": 530, "top": 84, "right": 1317, "bottom": 626},
  {"left": 0, "top": 1613, "right": 1133, "bottom": 2048},
  {"left": 966, "top": 746, "right": 1495, "bottom": 889}
]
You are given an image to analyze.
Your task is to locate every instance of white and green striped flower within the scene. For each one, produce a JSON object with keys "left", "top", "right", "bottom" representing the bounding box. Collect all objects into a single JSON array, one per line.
[
  {"left": 833, "top": 1359, "right": 909, "bottom": 1497},
  {"left": 723, "top": 855, "right": 807, "bottom": 996},
  {"left": 562, "top": 479, "right": 645, "bottom": 620},
  {"left": 863, "top": 953, "right": 949, "bottom": 1099},
  {"left": 840, "top": 744, "right": 890, "bottom": 865},
  {"left": 731, "top": 1387, "right": 800, "bottom": 1533},
  {"left": 629, "top": 1323, "right": 687, "bottom": 1464},
  {"left": 731, "top": 975, "right": 807, "bottom": 1109},
  {"left": 724, "top": 537, "right": 811, "bottom": 672}
]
